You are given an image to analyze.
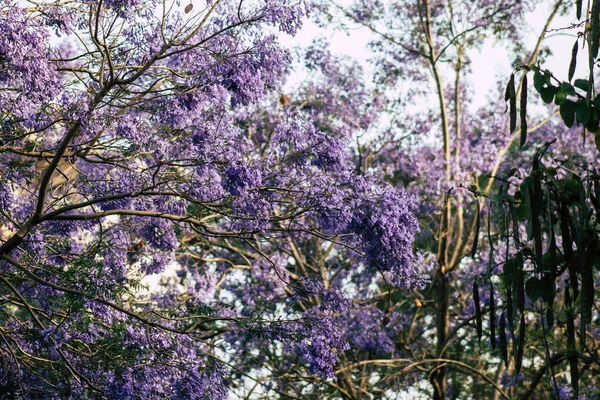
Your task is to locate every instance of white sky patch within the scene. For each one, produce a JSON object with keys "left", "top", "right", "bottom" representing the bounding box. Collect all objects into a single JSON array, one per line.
[{"left": 278, "top": 2, "right": 583, "bottom": 116}]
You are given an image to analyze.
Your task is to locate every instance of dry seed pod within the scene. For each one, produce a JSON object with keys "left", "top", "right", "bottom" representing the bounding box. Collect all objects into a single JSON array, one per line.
[{"left": 280, "top": 94, "right": 290, "bottom": 107}]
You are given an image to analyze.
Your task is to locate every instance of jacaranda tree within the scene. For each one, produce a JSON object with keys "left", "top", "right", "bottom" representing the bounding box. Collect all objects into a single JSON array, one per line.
[{"left": 0, "top": 0, "right": 421, "bottom": 397}]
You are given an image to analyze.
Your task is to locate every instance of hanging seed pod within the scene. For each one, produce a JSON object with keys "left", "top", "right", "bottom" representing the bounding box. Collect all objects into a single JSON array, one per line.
[
  {"left": 473, "top": 281, "right": 483, "bottom": 343},
  {"left": 471, "top": 197, "right": 480, "bottom": 257},
  {"left": 568, "top": 39, "right": 578, "bottom": 82},
  {"left": 592, "top": 0, "right": 600, "bottom": 59},
  {"left": 489, "top": 283, "right": 496, "bottom": 350},
  {"left": 520, "top": 74, "right": 528, "bottom": 146},
  {"left": 515, "top": 314, "right": 525, "bottom": 374},
  {"left": 506, "top": 74, "right": 517, "bottom": 132},
  {"left": 499, "top": 312, "right": 508, "bottom": 367}
]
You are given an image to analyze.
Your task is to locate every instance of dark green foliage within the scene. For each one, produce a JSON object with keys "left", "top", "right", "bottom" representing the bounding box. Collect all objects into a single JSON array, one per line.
[
  {"left": 560, "top": 101, "right": 576, "bottom": 127},
  {"left": 527, "top": 67, "right": 600, "bottom": 134},
  {"left": 490, "top": 148, "right": 600, "bottom": 397}
]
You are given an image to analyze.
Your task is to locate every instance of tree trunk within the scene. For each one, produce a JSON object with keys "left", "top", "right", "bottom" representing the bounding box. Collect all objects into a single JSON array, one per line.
[{"left": 431, "top": 268, "right": 450, "bottom": 400}]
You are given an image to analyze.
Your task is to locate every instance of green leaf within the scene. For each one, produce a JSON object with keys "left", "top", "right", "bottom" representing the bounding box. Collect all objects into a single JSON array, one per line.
[
  {"left": 502, "top": 258, "right": 517, "bottom": 286},
  {"left": 593, "top": 95, "right": 600, "bottom": 109},
  {"left": 533, "top": 70, "right": 544, "bottom": 93},
  {"left": 543, "top": 70, "right": 552, "bottom": 83},
  {"left": 554, "top": 89, "right": 567, "bottom": 105},
  {"left": 545, "top": 236, "right": 560, "bottom": 280},
  {"left": 476, "top": 174, "right": 490, "bottom": 191},
  {"left": 594, "top": 258, "right": 600, "bottom": 271},
  {"left": 577, "top": 0, "right": 583, "bottom": 19},
  {"left": 525, "top": 277, "right": 541, "bottom": 302},
  {"left": 563, "top": 179, "right": 584, "bottom": 202},
  {"left": 540, "top": 84, "right": 557, "bottom": 104},
  {"left": 586, "top": 107, "right": 600, "bottom": 132},
  {"left": 539, "top": 276, "right": 556, "bottom": 304},
  {"left": 576, "top": 100, "right": 591, "bottom": 125},
  {"left": 561, "top": 82, "right": 576, "bottom": 96},
  {"left": 574, "top": 79, "right": 589, "bottom": 92},
  {"left": 513, "top": 191, "right": 528, "bottom": 222},
  {"left": 560, "top": 101, "right": 576, "bottom": 127}
]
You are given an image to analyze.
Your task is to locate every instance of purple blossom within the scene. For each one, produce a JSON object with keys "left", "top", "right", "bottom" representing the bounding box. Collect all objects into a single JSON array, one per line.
[{"left": 0, "top": 0, "right": 426, "bottom": 397}]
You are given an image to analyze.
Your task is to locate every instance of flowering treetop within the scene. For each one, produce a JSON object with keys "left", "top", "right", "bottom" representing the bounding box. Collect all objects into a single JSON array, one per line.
[{"left": 0, "top": 0, "right": 421, "bottom": 397}]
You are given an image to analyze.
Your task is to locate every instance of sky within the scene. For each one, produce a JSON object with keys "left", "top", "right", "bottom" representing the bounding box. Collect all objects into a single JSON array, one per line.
[{"left": 278, "top": 1, "right": 583, "bottom": 114}]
